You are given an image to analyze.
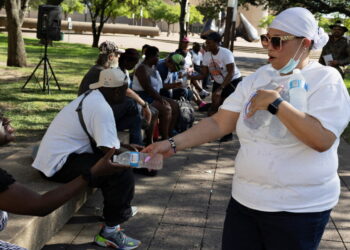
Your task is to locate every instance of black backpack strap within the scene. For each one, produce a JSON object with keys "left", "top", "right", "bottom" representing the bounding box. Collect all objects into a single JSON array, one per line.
[{"left": 75, "top": 90, "right": 98, "bottom": 153}]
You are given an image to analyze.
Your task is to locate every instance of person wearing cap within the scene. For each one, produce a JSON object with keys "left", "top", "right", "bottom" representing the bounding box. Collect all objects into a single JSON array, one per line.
[
  {"left": 79, "top": 41, "right": 151, "bottom": 146},
  {"left": 144, "top": 7, "right": 350, "bottom": 249},
  {"left": 319, "top": 21, "right": 350, "bottom": 78},
  {"left": 157, "top": 53, "right": 192, "bottom": 100},
  {"left": 133, "top": 46, "right": 180, "bottom": 140},
  {"left": 33, "top": 68, "right": 141, "bottom": 249},
  {"left": 157, "top": 53, "right": 207, "bottom": 108},
  {"left": 189, "top": 31, "right": 242, "bottom": 142}
]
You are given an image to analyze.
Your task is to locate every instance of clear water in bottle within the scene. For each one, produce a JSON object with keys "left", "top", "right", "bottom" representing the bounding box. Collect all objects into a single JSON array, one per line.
[
  {"left": 112, "top": 151, "right": 163, "bottom": 170},
  {"left": 244, "top": 81, "right": 279, "bottom": 130},
  {"left": 288, "top": 69, "right": 308, "bottom": 112}
]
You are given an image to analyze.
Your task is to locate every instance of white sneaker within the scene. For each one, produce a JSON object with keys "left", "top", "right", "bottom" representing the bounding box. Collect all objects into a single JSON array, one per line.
[
  {"left": 200, "top": 89, "right": 210, "bottom": 98},
  {"left": 131, "top": 206, "right": 138, "bottom": 217}
]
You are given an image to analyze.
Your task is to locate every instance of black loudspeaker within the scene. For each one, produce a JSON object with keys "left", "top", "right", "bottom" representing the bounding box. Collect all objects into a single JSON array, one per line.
[{"left": 36, "top": 5, "right": 62, "bottom": 41}]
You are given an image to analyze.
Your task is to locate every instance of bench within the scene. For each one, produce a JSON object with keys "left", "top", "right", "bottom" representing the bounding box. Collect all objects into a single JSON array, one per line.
[{"left": 0, "top": 131, "right": 130, "bottom": 250}]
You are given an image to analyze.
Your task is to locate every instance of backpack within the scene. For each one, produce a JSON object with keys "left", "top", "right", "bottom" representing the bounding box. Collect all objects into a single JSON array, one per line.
[{"left": 176, "top": 97, "right": 195, "bottom": 132}]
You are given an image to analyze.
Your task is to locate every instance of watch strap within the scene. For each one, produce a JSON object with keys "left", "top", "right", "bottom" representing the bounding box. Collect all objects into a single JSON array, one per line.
[{"left": 268, "top": 97, "right": 284, "bottom": 115}]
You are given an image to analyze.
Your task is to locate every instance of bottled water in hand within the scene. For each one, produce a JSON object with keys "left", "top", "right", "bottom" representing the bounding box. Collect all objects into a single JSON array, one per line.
[
  {"left": 288, "top": 69, "right": 308, "bottom": 112},
  {"left": 243, "top": 81, "right": 278, "bottom": 130},
  {"left": 113, "top": 151, "right": 163, "bottom": 170}
]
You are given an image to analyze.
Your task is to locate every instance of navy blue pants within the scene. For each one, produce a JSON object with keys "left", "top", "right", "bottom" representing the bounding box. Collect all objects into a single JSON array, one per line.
[{"left": 222, "top": 198, "right": 331, "bottom": 250}]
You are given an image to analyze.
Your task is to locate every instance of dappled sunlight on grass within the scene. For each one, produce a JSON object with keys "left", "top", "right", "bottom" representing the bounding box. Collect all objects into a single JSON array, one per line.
[{"left": 0, "top": 33, "right": 96, "bottom": 141}]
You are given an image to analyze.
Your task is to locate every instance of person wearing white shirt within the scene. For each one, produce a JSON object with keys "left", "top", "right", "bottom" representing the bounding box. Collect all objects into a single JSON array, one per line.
[
  {"left": 144, "top": 7, "right": 350, "bottom": 250},
  {"left": 33, "top": 68, "right": 141, "bottom": 249}
]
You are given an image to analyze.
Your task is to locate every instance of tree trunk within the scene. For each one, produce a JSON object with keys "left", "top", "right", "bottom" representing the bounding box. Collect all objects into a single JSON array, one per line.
[
  {"left": 5, "top": 0, "right": 27, "bottom": 67},
  {"left": 179, "top": 0, "right": 188, "bottom": 43}
]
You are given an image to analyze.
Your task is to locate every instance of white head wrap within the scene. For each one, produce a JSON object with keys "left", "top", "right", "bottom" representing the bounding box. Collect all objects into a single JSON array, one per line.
[{"left": 269, "top": 7, "right": 329, "bottom": 50}]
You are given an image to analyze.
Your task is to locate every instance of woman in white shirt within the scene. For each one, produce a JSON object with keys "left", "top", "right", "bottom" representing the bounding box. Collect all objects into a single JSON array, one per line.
[
  {"left": 133, "top": 46, "right": 179, "bottom": 140},
  {"left": 144, "top": 7, "right": 350, "bottom": 250}
]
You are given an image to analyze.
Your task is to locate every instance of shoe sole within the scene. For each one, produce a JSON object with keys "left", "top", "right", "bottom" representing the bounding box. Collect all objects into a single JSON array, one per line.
[{"left": 95, "top": 235, "right": 141, "bottom": 250}]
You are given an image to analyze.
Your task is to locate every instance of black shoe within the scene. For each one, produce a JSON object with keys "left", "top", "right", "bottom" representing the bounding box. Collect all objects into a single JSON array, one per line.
[
  {"left": 133, "top": 168, "right": 158, "bottom": 176},
  {"left": 220, "top": 133, "right": 233, "bottom": 142}
]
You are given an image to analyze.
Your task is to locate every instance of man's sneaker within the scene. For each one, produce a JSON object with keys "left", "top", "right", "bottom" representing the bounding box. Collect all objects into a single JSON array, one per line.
[
  {"left": 200, "top": 89, "right": 210, "bottom": 99},
  {"left": 95, "top": 228, "right": 141, "bottom": 249},
  {"left": 131, "top": 206, "right": 138, "bottom": 217}
]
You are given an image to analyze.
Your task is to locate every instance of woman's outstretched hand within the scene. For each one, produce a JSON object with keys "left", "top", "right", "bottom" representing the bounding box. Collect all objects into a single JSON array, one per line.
[{"left": 142, "top": 140, "right": 175, "bottom": 159}]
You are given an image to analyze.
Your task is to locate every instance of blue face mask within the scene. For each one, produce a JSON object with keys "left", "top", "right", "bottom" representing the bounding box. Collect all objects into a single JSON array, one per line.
[{"left": 278, "top": 39, "right": 305, "bottom": 75}]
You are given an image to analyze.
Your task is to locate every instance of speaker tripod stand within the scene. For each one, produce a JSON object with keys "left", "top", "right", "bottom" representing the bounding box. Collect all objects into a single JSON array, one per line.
[{"left": 22, "top": 39, "right": 61, "bottom": 94}]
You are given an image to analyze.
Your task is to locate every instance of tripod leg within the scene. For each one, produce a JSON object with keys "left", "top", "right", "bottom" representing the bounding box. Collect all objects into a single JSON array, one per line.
[
  {"left": 22, "top": 58, "right": 45, "bottom": 89},
  {"left": 43, "top": 57, "right": 47, "bottom": 92},
  {"left": 46, "top": 58, "right": 61, "bottom": 90}
]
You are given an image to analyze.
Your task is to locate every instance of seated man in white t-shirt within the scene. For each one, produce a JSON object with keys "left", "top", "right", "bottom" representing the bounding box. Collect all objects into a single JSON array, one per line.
[{"left": 32, "top": 68, "right": 141, "bottom": 249}]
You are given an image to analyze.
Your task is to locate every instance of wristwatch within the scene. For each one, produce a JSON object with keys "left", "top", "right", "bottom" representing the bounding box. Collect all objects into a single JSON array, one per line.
[
  {"left": 267, "top": 97, "right": 284, "bottom": 115},
  {"left": 142, "top": 102, "right": 148, "bottom": 108}
]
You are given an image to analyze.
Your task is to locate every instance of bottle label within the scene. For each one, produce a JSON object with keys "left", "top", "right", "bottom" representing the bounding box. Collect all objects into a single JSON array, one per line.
[
  {"left": 129, "top": 152, "right": 139, "bottom": 167},
  {"left": 289, "top": 80, "right": 308, "bottom": 91}
]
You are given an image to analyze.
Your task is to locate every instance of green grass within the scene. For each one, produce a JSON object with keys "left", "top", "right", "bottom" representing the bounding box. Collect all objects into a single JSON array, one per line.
[
  {"left": 0, "top": 33, "right": 169, "bottom": 143},
  {"left": 0, "top": 33, "right": 98, "bottom": 142}
]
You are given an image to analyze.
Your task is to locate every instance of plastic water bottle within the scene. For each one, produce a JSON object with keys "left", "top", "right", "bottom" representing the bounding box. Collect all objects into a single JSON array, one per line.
[
  {"left": 112, "top": 151, "right": 163, "bottom": 170},
  {"left": 244, "top": 81, "right": 278, "bottom": 130},
  {"left": 288, "top": 69, "right": 308, "bottom": 112}
]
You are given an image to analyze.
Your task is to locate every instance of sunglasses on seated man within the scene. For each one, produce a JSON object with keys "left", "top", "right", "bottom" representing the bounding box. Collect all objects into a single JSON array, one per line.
[{"left": 260, "top": 34, "right": 304, "bottom": 51}]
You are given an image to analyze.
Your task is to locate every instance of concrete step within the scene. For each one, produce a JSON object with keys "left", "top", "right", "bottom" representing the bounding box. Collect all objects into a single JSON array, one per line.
[
  {"left": 0, "top": 131, "right": 130, "bottom": 249},
  {"left": 0, "top": 142, "right": 94, "bottom": 250}
]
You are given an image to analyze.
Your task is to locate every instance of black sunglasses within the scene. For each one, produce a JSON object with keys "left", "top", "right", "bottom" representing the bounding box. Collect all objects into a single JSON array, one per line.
[{"left": 260, "top": 34, "right": 303, "bottom": 51}]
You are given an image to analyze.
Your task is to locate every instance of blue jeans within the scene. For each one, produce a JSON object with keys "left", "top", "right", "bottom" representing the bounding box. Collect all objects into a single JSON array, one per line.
[{"left": 222, "top": 197, "right": 331, "bottom": 250}]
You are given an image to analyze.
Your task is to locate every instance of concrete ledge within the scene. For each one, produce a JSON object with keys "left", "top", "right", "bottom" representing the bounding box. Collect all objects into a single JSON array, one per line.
[
  {"left": 0, "top": 131, "right": 130, "bottom": 249},
  {"left": 0, "top": 142, "right": 94, "bottom": 250}
]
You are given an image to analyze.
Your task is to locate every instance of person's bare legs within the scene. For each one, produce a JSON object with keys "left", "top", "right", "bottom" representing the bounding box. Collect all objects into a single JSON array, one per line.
[
  {"left": 151, "top": 100, "right": 172, "bottom": 139},
  {"left": 144, "top": 106, "right": 159, "bottom": 145},
  {"left": 164, "top": 97, "right": 179, "bottom": 136}
]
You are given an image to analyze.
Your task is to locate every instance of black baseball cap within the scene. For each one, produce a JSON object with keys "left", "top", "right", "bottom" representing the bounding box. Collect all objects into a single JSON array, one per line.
[{"left": 204, "top": 32, "right": 222, "bottom": 43}]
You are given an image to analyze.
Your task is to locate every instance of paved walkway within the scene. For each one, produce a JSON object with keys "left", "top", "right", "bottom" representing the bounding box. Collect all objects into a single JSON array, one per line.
[{"left": 9, "top": 31, "right": 350, "bottom": 249}]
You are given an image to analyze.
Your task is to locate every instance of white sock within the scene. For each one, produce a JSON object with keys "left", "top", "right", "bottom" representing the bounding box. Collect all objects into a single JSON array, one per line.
[{"left": 103, "top": 224, "right": 120, "bottom": 234}]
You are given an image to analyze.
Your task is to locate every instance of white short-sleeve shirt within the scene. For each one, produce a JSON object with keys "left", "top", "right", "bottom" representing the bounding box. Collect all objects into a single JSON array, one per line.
[
  {"left": 220, "top": 61, "right": 350, "bottom": 212},
  {"left": 32, "top": 90, "right": 120, "bottom": 177},
  {"left": 202, "top": 46, "right": 241, "bottom": 84}
]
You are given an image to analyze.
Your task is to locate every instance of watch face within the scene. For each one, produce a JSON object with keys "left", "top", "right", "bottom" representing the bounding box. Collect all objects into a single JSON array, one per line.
[{"left": 268, "top": 104, "right": 278, "bottom": 115}]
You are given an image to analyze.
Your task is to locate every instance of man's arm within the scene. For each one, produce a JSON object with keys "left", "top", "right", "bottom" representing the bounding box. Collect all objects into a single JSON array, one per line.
[
  {"left": 126, "top": 88, "right": 152, "bottom": 124},
  {"left": 0, "top": 148, "right": 118, "bottom": 216},
  {"left": 189, "top": 65, "right": 209, "bottom": 81}
]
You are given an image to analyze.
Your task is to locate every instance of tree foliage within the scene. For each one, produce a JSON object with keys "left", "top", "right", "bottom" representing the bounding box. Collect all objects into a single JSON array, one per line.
[
  {"left": 163, "top": 3, "right": 180, "bottom": 35},
  {"left": 189, "top": 5, "right": 203, "bottom": 25},
  {"left": 61, "top": 0, "right": 84, "bottom": 19},
  {"left": 197, "top": 0, "right": 350, "bottom": 19},
  {"left": 145, "top": 0, "right": 166, "bottom": 25}
]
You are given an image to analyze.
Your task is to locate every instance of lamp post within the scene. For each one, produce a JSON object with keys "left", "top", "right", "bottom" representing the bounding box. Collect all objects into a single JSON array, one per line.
[
  {"left": 84, "top": 5, "right": 88, "bottom": 22},
  {"left": 185, "top": 3, "right": 190, "bottom": 35},
  {"left": 140, "top": 7, "right": 143, "bottom": 26}
]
